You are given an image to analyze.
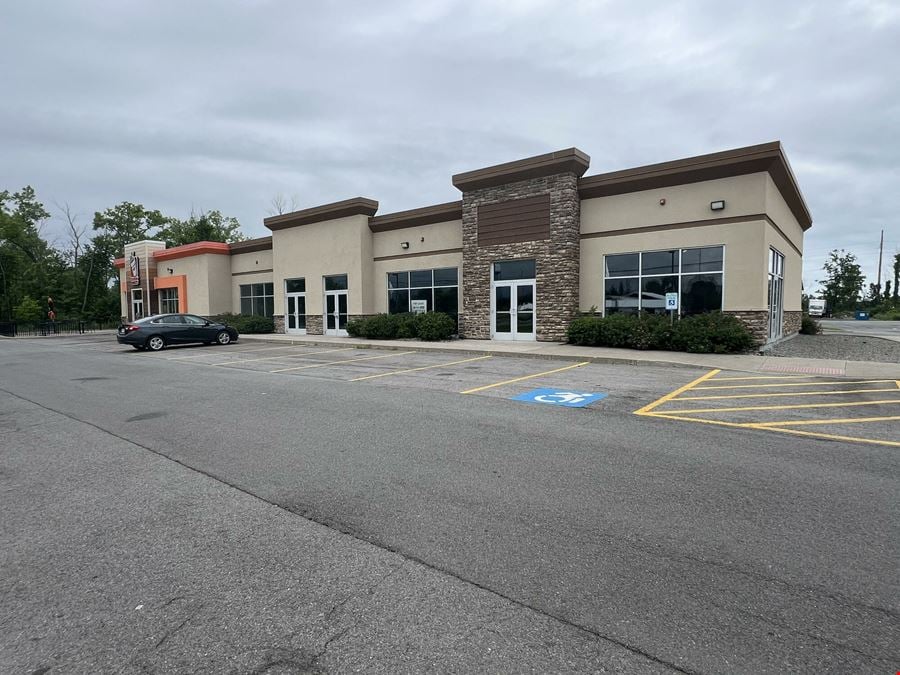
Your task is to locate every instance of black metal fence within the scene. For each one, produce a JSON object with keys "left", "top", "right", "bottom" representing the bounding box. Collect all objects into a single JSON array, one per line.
[{"left": 0, "top": 320, "right": 119, "bottom": 337}]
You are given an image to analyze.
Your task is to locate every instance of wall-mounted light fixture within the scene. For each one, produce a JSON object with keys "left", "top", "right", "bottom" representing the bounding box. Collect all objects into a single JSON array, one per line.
[
  {"left": 659, "top": 198, "right": 666, "bottom": 206},
  {"left": 710, "top": 200, "right": 726, "bottom": 211},
  {"left": 166, "top": 267, "right": 174, "bottom": 274},
  {"left": 400, "top": 241, "right": 410, "bottom": 249}
]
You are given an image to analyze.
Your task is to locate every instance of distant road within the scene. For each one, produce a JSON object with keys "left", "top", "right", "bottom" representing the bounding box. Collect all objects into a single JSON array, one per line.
[{"left": 820, "top": 318, "right": 900, "bottom": 341}]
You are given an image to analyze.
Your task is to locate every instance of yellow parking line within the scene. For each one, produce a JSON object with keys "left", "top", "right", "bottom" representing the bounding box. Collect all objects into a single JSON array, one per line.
[
  {"left": 755, "top": 415, "right": 900, "bottom": 427},
  {"left": 662, "top": 399, "right": 900, "bottom": 415},
  {"left": 633, "top": 369, "right": 720, "bottom": 414},
  {"left": 270, "top": 351, "right": 415, "bottom": 373},
  {"left": 460, "top": 361, "right": 591, "bottom": 395},
  {"left": 752, "top": 426, "right": 900, "bottom": 448},
  {"left": 639, "top": 412, "right": 747, "bottom": 428},
  {"left": 351, "top": 355, "right": 493, "bottom": 382},
  {"left": 676, "top": 387, "right": 900, "bottom": 401},
  {"left": 709, "top": 375, "right": 812, "bottom": 382},
  {"left": 210, "top": 347, "right": 353, "bottom": 365},
  {"left": 693, "top": 379, "right": 893, "bottom": 390}
]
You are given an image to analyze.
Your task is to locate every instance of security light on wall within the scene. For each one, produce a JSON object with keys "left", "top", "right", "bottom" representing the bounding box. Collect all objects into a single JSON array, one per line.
[
  {"left": 400, "top": 241, "right": 410, "bottom": 249},
  {"left": 710, "top": 200, "right": 726, "bottom": 211}
]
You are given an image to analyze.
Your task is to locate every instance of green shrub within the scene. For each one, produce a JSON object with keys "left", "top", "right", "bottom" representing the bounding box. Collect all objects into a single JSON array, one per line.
[
  {"left": 628, "top": 313, "right": 675, "bottom": 350},
  {"left": 671, "top": 312, "right": 755, "bottom": 353},
  {"left": 414, "top": 312, "right": 456, "bottom": 341},
  {"left": 567, "top": 316, "right": 603, "bottom": 345},
  {"left": 346, "top": 312, "right": 456, "bottom": 340},
  {"left": 799, "top": 314, "right": 822, "bottom": 335},
  {"left": 210, "top": 313, "right": 274, "bottom": 334},
  {"left": 567, "top": 311, "right": 754, "bottom": 353},
  {"left": 14, "top": 296, "right": 44, "bottom": 323}
]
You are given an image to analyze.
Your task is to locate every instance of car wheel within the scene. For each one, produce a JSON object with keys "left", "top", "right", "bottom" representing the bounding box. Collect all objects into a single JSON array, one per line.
[
  {"left": 216, "top": 330, "right": 231, "bottom": 345},
  {"left": 146, "top": 335, "right": 166, "bottom": 351}
]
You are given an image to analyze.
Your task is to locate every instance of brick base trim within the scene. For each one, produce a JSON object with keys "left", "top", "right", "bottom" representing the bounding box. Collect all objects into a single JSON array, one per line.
[
  {"left": 305, "top": 314, "right": 323, "bottom": 335},
  {"left": 273, "top": 315, "right": 285, "bottom": 334},
  {"left": 725, "top": 310, "right": 768, "bottom": 345},
  {"left": 783, "top": 311, "right": 802, "bottom": 336}
]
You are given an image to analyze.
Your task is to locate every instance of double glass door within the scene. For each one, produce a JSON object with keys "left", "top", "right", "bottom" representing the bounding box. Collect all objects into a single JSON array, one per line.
[
  {"left": 286, "top": 294, "right": 306, "bottom": 333},
  {"left": 492, "top": 280, "right": 535, "bottom": 340},
  {"left": 323, "top": 274, "right": 349, "bottom": 336}
]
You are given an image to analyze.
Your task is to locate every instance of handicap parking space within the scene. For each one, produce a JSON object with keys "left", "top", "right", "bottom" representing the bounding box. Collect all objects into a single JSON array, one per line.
[{"left": 636, "top": 369, "right": 900, "bottom": 448}]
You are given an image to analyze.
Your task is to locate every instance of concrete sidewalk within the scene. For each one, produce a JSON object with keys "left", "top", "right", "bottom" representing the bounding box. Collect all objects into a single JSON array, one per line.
[{"left": 240, "top": 333, "right": 900, "bottom": 379}]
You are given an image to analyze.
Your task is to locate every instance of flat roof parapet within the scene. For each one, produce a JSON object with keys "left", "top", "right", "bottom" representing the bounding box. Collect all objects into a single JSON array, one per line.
[
  {"left": 369, "top": 201, "right": 463, "bottom": 233},
  {"left": 264, "top": 197, "right": 379, "bottom": 231},
  {"left": 229, "top": 236, "right": 273, "bottom": 254},
  {"left": 452, "top": 148, "right": 591, "bottom": 192}
]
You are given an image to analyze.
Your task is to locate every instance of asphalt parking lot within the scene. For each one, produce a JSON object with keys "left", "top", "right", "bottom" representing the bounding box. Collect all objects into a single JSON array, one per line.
[
  {"left": 3, "top": 333, "right": 898, "bottom": 672},
  {"left": 96, "top": 337, "right": 900, "bottom": 447}
]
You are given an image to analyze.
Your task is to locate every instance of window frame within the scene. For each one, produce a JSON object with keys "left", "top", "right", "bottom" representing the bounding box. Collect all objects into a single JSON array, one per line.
[
  {"left": 602, "top": 245, "right": 725, "bottom": 316},
  {"left": 239, "top": 282, "right": 275, "bottom": 317},
  {"left": 386, "top": 266, "right": 459, "bottom": 316},
  {"left": 158, "top": 287, "right": 179, "bottom": 314}
]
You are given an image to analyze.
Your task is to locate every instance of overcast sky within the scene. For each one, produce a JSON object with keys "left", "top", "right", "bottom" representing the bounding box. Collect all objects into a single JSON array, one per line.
[{"left": 2, "top": 0, "right": 898, "bottom": 292}]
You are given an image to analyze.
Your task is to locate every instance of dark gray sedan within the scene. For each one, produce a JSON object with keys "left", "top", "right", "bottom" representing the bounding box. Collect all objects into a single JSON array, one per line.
[{"left": 117, "top": 314, "right": 239, "bottom": 351}]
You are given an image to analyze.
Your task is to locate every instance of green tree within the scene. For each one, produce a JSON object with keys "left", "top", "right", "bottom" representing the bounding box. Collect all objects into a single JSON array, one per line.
[
  {"left": 157, "top": 210, "right": 246, "bottom": 247},
  {"left": 818, "top": 249, "right": 865, "bottom": 313},
  {"left": 13, "top": 296, "right": 43, "bottom": 322},
  {"left": 0, "top": 187, "right": 53, "bottom": 321}
]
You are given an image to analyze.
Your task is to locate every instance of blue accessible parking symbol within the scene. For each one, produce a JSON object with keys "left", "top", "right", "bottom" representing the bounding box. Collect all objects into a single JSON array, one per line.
[{"left": 511, "top": 388, "right": 607, "bottom": 408}]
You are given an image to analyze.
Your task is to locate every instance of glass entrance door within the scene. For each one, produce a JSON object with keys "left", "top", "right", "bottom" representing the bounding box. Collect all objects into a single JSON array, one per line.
[
  {"left": 286, "top": 294, "right": 306, "bottom": 334},
  {"left": 130, "top": 288, "right": 144, "bottom": 320},
  {"left": 492, "top": 280, "right": 535, "bottom": 340},
  {"left": 768, "top": 249, "right": 785, "bottom": 342},
  {"left": 324, "top": 292, "right": 348, "bottom": 336}
]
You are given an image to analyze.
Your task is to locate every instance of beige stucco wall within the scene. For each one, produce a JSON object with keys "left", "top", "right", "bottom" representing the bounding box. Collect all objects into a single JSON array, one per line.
[
  {"left": 271, "top": 215, "right": 373, "bottom": 316},
  {"left": 580, "top": 220, "right": 769, "bottom": 312},
  {"left": 581, "top": 173, "right": 768, "bottom": 235},
  {"left": 763, "top": 175, "right": 805, "bottom": 312},
  {"left": 371, "top": 220, "right": 463, "bottom": 258},
  {"left": 230, "top": 249, "right": 273, "bottom": 275},
  {"left": 371, "top": 253, "right": 464, "bottom": 314},
  {"left": 156, "top": 253, "right": 231, "bottom": 316}
]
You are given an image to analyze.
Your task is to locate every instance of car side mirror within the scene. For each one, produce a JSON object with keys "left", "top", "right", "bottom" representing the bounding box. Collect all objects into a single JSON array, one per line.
[{"left": 204, "top": 321, "right": 211, "bottom": 326}]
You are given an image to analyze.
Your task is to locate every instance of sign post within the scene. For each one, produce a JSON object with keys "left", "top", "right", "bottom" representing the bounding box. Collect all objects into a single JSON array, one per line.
[{"left": 665, "top": 292, "right": 679, "bottom": 325}]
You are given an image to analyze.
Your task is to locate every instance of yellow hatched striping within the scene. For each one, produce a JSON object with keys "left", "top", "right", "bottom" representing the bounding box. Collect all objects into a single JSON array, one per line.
[
  {"left": 675, "top": 388, "right": 900, "bottom": 402},
  {"left": 460, "top": 361, "right": 591, "bottom": 395},
  {"left": 707, "top": 375, "right": 813, "bottom": 381},
  {"left": 693, "top": 379, "right": 894, "bottom": 390},
  {"left": 633, "top": 369, "right": 720, "bottom": 415},
  {"left": 661, "top": 399, "right": 900, "bottom": 415},
  {"left": 270, "top": 351, "right": 416, "bottom": 373},
  {"left": 754, "top": 415, "right": 900, "bottom": 427},
  {"left": 352, "top": 355, "right": 493, "bottom": 382}
]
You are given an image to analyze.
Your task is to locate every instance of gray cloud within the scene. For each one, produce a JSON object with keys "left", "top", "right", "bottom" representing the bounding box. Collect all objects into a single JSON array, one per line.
[{"left": 1, "top": 0, "right": 897, "bottom": 289}]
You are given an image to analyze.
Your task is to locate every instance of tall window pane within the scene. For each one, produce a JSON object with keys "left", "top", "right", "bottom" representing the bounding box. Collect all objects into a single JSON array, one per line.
[
  {"left": 433, "top": 268, "right": 458, "bottom": 286},
  {"left": 387, "top": 267, "right": 458, "bottom": 316},
  {"left": 604, "top": 278, "right": 639, "bottom": 314},
  {"left": 641, "top": 250, "right": 679, "bottom": 275},
  {"left": 681, "top": 274, "right": 723, "bottom": 315},
  {"left": 434, "top": 287, "right": 458, "bottom": 314},
  {"left": 388, "top": 290, "right": 409, "bottom": 314},
  {"left": 682, "top": 246, "right": 723, "bottom": 273},
  {"left": 605, "top": 254, "right": 639, "bottom": 278},
  {"left": 388, "top": 272, "right": 409, "bottom": 289},
  {"left": 409, "top": 270, "right": 433, "bottom": 287},
  {"left": 493, "top": 259, "right": 535, "bottom": 281},
  {"left": 641, "top": 276, "right": 678, "bottom": 313}
]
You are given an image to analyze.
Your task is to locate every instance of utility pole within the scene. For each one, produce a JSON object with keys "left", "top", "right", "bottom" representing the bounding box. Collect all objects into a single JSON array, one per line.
[{"left": 876, "top": 229, "right": 884, "bottom": 292}]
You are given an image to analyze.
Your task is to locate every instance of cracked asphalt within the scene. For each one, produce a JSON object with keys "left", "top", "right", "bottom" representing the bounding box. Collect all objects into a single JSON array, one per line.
[{"left": 1, "top": 335, "right": 898, "bottom": 673}]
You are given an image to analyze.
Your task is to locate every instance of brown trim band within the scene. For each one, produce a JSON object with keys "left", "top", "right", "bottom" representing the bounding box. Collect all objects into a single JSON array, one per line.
[
  {"left": 231, "top": 268, "right": 274, "bottom": 276},
  {"left": 580, "top": 213, "right": 803, "bottom": 257},
  {"left": 369, "top": 201, "right": 462, "bottom": 232},
  {"left": 578, "top": 141, "right": 812, "bottom": 231},
  {"left": 373, "top": 247, "right": 463, "bottom": 263},
  {"left": 453, "top": 148, "right": 590, "bottom": 192},
  {"left": 229, "top": 236, "right": 273, "bottom": 254},
  {"left": 264, "top": 197, "right": 378, "bottom": 231}
]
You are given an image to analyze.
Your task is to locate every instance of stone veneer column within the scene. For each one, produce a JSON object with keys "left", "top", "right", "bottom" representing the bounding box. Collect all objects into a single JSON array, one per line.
[
  {"left": 460, "top": 173, "right": 581, "bottom": 342},
  {"left": 273, "top": 315, "right": 285, "bottom": 333},
  {"left": 305, "top": 314, "right": 323, "bottom": 335}
]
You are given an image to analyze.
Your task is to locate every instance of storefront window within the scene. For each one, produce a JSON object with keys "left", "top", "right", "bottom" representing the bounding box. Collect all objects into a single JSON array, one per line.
[
  {"left": 387, "top": 267, "right": 458, "bottom": 315},
  {"left": 239, "top": 282, "right": 274, "bottom": 316},
  {"left": 159, "top": 287, "right": 179, "bottom": 314},
  {"left": 604, "top": 246, "right": 724, "bottom": 315}
]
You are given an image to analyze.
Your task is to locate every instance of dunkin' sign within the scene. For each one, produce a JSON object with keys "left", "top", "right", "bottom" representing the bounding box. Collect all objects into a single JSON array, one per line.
[{"left": 129, "top": 252, "right": 141, "bottom": 287}]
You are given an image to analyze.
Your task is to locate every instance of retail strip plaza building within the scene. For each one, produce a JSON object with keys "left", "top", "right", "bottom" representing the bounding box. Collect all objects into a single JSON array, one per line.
[{"left": 117, "top": 141, "right": 811, "bottom": 344}]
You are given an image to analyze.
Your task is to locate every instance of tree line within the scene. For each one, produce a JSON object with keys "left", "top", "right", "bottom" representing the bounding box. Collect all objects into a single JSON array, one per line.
[
  {"left": 816, "top": 248, "right": 900, "bottom": 317},
  {"left": 0, "top": 186, "right": 245, "bottom": 324}
]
